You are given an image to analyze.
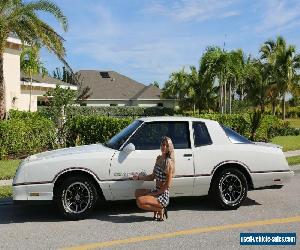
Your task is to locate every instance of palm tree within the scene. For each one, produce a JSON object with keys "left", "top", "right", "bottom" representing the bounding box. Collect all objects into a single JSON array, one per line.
[
  {"left": 162, "top": 68, "right": 189, "bottom": 110},
  {"left": 0, "top": 0, "right": 68, "bottom": 119},
  {"left": 245, "top": 60, "right": 271, "bottom": 112},
  {"left": 260, "top": 36, "right": 300, "bottom": 119},
  {"left": 21, "top": 46, "right": 47, "bottom": 111}
]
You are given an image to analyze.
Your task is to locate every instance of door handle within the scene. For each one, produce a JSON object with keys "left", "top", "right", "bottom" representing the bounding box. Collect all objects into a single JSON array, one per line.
[{"left": 183, "top": 154, "right": 192, "bottom": 157}]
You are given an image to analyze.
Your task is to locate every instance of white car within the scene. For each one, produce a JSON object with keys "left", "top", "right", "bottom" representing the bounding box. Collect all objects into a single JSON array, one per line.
[{"left": 13, "top": 117, "right": 293, "bottom": 219}]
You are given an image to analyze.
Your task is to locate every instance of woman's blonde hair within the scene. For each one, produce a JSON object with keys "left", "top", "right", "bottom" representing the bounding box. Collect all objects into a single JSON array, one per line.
[{"left": 161, "top": 136, "right": 175, "bottom": 176}]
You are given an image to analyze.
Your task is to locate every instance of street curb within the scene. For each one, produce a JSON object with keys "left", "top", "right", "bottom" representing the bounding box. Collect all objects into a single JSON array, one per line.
[{"left": 0, "top": 179, "right": 13, "bottom": 186}]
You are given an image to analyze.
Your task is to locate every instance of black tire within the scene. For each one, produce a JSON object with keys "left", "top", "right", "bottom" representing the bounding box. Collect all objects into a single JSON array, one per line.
[
  {"left": 210, "top": 168, "right": 248, "bottom": 210},
  {"left": 56, "top": 176, "right": 98, "bottom": 220}
]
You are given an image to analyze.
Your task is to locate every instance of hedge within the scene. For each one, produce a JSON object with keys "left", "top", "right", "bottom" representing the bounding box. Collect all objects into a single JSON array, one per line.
[
  {"left": 0, "top": 116, "right": 56, "bottom": 159},
  {"left": 38, "top": 106, "right": 175, "bottom": 119},
  {"left": 66, "top": 115, "right": 133, "bottom": 146},
  {"left": 1, "top": 110, "right": 299, "bottom": 159},
  {"left": 195, "top": 113, "right": 299, "bottom": 141}
]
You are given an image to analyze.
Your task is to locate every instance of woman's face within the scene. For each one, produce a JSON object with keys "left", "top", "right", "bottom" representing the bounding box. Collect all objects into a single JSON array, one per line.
[{"left": 160, "top": 140, "right": 168, "bottom": 155}]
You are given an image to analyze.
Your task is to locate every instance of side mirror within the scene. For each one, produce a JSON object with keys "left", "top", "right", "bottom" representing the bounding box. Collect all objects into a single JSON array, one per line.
[{"left": 123, "top": 143, "right": 135, "bottom": 154}]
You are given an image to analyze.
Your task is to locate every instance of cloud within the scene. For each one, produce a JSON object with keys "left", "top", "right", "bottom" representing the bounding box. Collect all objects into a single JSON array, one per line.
[
  {"left": 143, "top": 0, "right": 239, "bottom": 22},
  {"left": 71, "top": 35, "right": 217, "bottom": 84},
  {"left": 256, "top": 0, "right": 300, "bottom": 32}
]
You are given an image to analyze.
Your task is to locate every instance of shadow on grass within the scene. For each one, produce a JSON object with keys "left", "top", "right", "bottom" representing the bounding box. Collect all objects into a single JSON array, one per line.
[{"left": 0, "top": 196, "right": 261, "bottom": 224}]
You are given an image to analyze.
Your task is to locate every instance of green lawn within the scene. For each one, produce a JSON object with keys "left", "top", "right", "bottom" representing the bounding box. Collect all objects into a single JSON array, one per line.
[
  {"left": 286, "top": 155, "right": 300, "bottom": 166},
  {"left": 286, "top": 118, "right": 300, "bottom": 128},
  {"left": 0, "top": 186, "right": 12, "bottom": 199},
  {"left": 271, "top": 135, "right": 300, "bottom": 152},
  {"left": 0, "top": 160, "right": 20, "bottom": 180}
]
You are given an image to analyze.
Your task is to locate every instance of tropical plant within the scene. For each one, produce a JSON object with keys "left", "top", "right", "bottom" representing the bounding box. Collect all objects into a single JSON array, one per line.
[
  {"left": 21, "top": 46, "right": 47, "bottom": 111},
  {"left": 162, "top": 68, "right": 189, "bottom": 109},
  {"left": 44, "top": 85, "right": 77, "bottom": 146},
  {"left": 52, "top": 67, "right": 92, "bottom": 104},
  {"left": 260, "top": 36, "right": 300, "bottom": 119},
  {"left": 0, "top": 0, "right": 68, "bottom": 119}
]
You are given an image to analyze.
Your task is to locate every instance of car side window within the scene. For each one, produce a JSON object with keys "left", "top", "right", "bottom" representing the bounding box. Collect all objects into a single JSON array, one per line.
[
  {"left": 193, "top": 122, "right": 212, "bottom": 147},
  {"left": 127, "top": 121, "right": 190, "bottom": 150}
]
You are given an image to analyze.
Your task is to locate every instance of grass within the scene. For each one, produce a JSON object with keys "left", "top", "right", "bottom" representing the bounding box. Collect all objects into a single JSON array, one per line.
[
  {"left": 286, "top": 155, "right": 300, "bottom": 166},
  {"left": 0, "top": 160, "right": 21, "bottom": 180},
  {"left": 271, "top": 135, "right": 300, "bottom": 152},
  {"left": 286, "top": 118, "right": 300, "bottom": 128},
  {"left": 0, "top": 186, "right": 12, "bottom": 199}
]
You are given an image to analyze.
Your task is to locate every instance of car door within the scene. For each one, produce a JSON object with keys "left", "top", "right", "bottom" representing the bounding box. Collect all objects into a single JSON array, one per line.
[
  {"left": 191, "top": 121, "right": 214, "bottom": 196},
  {"left": 109, "top": 121, "right": 194, "bottom": 200}
]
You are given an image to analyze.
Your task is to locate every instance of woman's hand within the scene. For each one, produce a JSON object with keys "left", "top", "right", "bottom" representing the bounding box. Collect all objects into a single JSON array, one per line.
[{"left": 130, "top": 174, "right": 140, "bottom": 180}]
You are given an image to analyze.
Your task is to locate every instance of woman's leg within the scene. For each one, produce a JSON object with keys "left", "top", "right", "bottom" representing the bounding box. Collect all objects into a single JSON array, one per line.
[
  {"left": 136, "top": 195, "right": 163, "bottom": 212},
  {"left": 135, "top": 189, "right": 150, "bottom": 198}
]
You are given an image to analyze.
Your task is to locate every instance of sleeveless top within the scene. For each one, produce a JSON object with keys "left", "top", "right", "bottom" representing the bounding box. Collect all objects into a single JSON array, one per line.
[{"left": 153, "top": 157, "right": 171, "bottom": 182}]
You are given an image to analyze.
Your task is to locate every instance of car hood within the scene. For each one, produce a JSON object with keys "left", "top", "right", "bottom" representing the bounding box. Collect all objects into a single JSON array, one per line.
[{"left": 26, "top": 144, "right": 113, "bottom": 162}]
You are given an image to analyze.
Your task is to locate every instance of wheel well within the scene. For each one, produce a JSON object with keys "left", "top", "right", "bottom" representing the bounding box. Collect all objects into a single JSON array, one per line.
[
  {"left": 210, "top": 163, "right": 254, "bottom": 190},
  {"left": 53, "top": 170, "right": 105, "bottom": 200}
]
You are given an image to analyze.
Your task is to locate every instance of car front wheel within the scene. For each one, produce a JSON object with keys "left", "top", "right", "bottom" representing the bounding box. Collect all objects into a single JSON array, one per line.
[
  {"left": 56, "top": 176, "right": 98, "bottom": 220},
  {"left": 211, "top": 168, "right": 248, "bottom": 210}
]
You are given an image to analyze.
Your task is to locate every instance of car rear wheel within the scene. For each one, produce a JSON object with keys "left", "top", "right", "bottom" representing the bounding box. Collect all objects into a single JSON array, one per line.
[
  {"left": 56, "top": 176, "right": 98, "bottom": 220},
  {"left": 211, "top": 168, "right": 248, "bottom": 210}
]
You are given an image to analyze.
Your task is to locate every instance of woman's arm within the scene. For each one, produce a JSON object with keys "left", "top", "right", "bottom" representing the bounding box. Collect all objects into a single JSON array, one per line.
[{"left": 138, "top": 173, "right": 154, "bottom": 181}]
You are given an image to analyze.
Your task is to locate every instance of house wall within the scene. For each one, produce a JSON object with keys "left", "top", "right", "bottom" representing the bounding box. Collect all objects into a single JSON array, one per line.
[
  {"left": 19, "top": 87, "right": 48, "bottom": 112},
  {"left": 3, "top": 47, "right": 21, "bottom": 111}
]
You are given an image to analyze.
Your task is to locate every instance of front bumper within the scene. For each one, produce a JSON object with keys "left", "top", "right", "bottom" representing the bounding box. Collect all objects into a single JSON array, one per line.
[{"left": 13, "top": 183, "right": 54, "bottom": 201}]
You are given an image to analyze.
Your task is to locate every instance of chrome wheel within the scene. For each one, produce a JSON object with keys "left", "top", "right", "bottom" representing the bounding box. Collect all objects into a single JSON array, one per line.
[
  {"left": 219, "top": 173, "right": 243, "bottom": 205},
  {"left": 62, "top": 182, "right": 91, "bottom": 214}
]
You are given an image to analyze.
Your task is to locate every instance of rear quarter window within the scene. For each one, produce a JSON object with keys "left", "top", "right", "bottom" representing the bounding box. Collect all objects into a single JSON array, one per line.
[
  {"left": 221, "top": 125, "right": 253, "bottom": 144},
  {"left": 193, "top": 122, "right": 212, "bottom": 147}
]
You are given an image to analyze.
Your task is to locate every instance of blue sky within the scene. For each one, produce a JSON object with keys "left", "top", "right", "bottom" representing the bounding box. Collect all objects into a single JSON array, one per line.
[{"left": 39, "top": 0, "right": 300, "bottom": 87}]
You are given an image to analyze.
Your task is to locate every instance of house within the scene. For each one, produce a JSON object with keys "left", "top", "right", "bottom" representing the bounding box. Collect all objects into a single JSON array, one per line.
[
  {"left": 3, "top": 36, "right": 77, "bottom": 112},
  {"left": 77, "top": 70, "right": 175, "bottom": 108},
  {"left": 3, "top": 37, "right": 176, "bottom": 112}
]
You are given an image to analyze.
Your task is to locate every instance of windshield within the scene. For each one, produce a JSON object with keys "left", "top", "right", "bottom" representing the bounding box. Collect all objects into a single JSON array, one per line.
[{"left": 105, "top": 120, "right": 143, "bottom": 150}]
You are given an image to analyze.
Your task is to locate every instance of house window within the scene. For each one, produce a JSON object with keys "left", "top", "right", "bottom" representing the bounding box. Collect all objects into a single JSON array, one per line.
[{"left": 100, "top": 72, "right": 110, "bottom": 78}]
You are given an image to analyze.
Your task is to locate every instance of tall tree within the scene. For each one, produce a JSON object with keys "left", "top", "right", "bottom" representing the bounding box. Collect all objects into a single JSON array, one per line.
[
  {"left": 0, "top": 0, "right": 68, "bottom": 119},
  {"left": 162, "top": 68, "right": 189, "bottom": 109},
  {"left": 260, "top": 36, "right": 300, "bottom": 119},
  {"left": 21, "top": 46, "right": 47, "bottom": 111}
]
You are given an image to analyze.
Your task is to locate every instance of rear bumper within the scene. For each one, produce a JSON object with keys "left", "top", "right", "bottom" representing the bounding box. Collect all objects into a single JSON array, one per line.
[{"left": 251, "top": 170, "right": 294, "bottom": 189}]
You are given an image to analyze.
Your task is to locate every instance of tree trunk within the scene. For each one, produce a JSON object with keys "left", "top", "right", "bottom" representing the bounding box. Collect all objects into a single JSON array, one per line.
[
  {"left": 229, "top": 82, "right": 232, "bottom": 114},
  {"left": 271, "top": 103, "right": 276, "bottom": 115},
  {"left": 29, "top": 72, "right": 33, "bottom": 112},
  {"left": 220, "top": 83, "right": 223, "bottom": 114},
  {"left": 282, "top": 93, "right": 286, "bottom": 120},
  {"left": 224, "top": 80, "right": 227, "bottom": 114},
  {"left": 0, "top": 52, "right": 6, "bottom": 120}
]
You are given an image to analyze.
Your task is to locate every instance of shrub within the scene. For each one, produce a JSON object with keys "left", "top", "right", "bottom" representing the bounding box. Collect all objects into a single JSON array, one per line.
[
  {"left": 0, "top": 116, "right": 56, "bottom": 159},
  {"left": 194, "top": 113, "right": 292, "bottom": 141},
  {"left": 38, "top": 106, "right": 175, "bottom": 118},
  {"left": 66, "top": 115, "right": 133, "bottom": 146}
]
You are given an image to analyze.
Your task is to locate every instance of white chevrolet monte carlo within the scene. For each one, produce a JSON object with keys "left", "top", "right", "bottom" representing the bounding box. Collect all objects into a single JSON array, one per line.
[{"left": 13, "top": 117, "right": 293, "bottom": 219}]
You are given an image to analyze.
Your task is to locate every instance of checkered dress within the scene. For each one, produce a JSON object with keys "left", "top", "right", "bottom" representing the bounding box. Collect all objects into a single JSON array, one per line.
[{"left": 151, "top": 159, "right": 170, "bottom": 207}]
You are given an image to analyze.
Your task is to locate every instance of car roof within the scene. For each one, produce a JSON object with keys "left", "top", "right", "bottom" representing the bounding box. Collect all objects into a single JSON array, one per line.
[{"left": 137, "top": 116, "right": 218, "bottom": 124}]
